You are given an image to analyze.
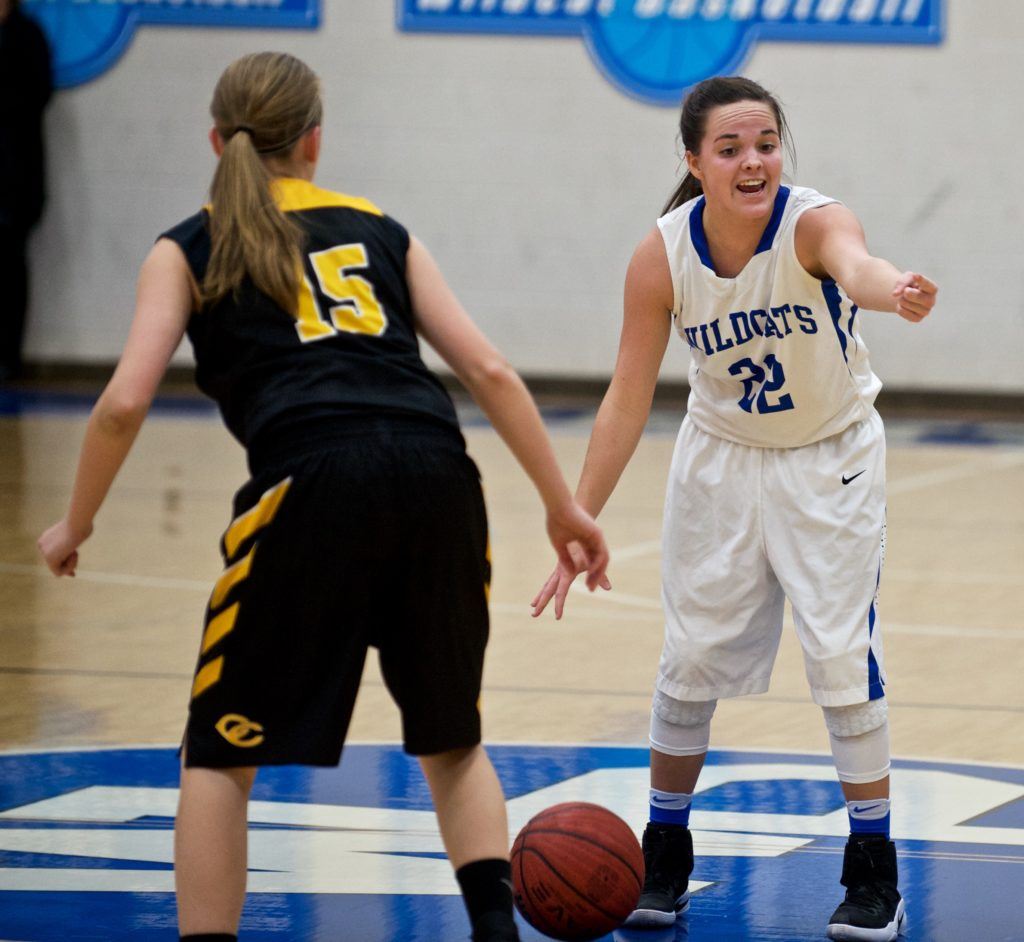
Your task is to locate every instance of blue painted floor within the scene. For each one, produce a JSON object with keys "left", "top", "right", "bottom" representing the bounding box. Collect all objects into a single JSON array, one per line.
[{"left": 1, "top": 745, "right": 1022, "bottom": 940}]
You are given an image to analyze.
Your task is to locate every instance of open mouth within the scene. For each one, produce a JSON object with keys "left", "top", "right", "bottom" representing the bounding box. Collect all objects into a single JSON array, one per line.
[{"left": 736, "top": 179, "right": 767, "bottom": 195}]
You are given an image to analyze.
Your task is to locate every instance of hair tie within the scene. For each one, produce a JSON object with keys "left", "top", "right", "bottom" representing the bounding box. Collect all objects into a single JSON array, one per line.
[{"left": 234, "top": 125, "right": 255, "bottom": 139}]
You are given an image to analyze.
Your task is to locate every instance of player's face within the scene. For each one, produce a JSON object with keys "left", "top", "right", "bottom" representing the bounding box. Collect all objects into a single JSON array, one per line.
[{"left": 687, "top": 101, "right": 783, "bottom": 222}]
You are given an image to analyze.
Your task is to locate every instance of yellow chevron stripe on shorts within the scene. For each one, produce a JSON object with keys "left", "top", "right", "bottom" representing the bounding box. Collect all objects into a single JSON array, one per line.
[
  {"left": 222, "top": 477, "right": 292, "bottom": 561},
  {"left": 191, "top": 656, "right": 224, "bottom": 700},
  {"left": 209, "top": 546, "right": 256, "bottom": 611},
  {"left": 201, "top": 602, "right": 240, "bottom": 656}
]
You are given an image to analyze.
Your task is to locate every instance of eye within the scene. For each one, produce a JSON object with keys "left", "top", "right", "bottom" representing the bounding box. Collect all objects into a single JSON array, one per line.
[
  {"left": 760, "top": 142, "right": 777, "bottom": 152},
  {"left": 719, "top": 147, "right": 736, "bottom": 157}
]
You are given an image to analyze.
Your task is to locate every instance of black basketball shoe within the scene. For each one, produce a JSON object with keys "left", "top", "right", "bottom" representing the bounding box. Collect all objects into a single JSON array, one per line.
[
  {"left": 826, "top": 835, "right": 906, "bottom": 941},
  {"left": 622, "top": 822, "right": 694, "bottom": 928}
]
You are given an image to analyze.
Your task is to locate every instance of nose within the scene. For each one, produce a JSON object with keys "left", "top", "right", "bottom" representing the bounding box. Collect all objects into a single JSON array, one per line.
[{"left": 742, "top": 147, "right": 762, "bottom": 170}]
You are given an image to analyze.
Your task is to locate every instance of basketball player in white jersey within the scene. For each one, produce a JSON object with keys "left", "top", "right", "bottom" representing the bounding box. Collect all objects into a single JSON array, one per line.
[{"left": 532, "top": 76, "right": 936, "bottom": 941}]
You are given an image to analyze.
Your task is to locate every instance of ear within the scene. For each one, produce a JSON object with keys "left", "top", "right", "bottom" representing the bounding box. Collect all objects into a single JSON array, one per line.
[
  {"left": 685, "top": 150, "right": 702, "bottom": 181},
  {"left": 209, "top": 126, "right": 225, "bottom": 158},
  {"left": 301, "top": 125, "right": 321, "bottom": 165}
]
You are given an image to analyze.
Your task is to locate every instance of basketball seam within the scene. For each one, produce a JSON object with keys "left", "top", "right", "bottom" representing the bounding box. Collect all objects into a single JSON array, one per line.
[
  {"left": 519, "top": 827, "right": 644, "bottom": 887},
  {"left": 516, "top": 840, "right": 547, "bottom": 934},
  {"left": 517, "top": 844, "right": 638, "bottom": 926}
]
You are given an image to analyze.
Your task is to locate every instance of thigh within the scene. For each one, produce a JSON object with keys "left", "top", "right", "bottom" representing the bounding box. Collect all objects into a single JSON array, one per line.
[
  {"left": 375, "top": 446, "right": 491, "bottom": 756},
  {"left": 658, "top": 418, "right": 785, "bottom": 701},
  {"left": 764, "top": 411, "right": 887, "bottom": 705},
  {"left": 185, "top": 458, "right": 380, "bottom": 769}
]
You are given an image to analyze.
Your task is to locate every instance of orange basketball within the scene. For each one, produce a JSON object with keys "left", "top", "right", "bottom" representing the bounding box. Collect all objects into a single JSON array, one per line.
[{"left": 511, "top": 801, "right": 644, "bottom": 941}]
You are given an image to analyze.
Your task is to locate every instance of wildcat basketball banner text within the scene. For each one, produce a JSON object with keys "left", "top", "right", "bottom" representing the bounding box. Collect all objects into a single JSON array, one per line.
[{"left": 397, "top": 0, "right": 944, "bottom": 104}]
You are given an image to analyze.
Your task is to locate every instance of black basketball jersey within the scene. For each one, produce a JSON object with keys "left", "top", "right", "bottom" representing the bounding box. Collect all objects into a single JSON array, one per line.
[{"left": 160, "top": 178, "right": 461, "bottom": 454}]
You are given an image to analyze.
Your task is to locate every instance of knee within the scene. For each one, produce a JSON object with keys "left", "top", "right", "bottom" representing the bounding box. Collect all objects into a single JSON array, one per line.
[
  {"left": 823, "top": 699, "right": 888, "bottom": 738},
  {"left": 418, "top": 744, "right": 481, "bottom": 776},
  {"left": 822, "top": 700, "right": 890, "bottom": 784},
  {"left": 649, "top": 690, "right": 717, "bottom": 757}
]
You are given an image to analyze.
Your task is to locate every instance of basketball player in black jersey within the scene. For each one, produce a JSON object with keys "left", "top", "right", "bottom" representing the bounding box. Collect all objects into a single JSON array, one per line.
[{"left": 38, "top": 52, "right": 609, "bottom": 942}]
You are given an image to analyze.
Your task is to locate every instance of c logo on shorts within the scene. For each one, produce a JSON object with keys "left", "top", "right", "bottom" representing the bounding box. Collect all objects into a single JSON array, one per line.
[{"left": 215, "top": 713, "right": 265, "bottom": 748}]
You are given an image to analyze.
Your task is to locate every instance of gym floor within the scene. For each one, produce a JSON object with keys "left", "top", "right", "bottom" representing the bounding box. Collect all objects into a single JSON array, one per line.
[{"left": 1, "top": 386, "right": 1022, "bottom": 940}]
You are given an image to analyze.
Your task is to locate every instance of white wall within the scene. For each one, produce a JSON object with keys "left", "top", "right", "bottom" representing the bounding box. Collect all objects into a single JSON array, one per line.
[{"left": 26, "top": 1, "right": 1024, "bottom": 392}]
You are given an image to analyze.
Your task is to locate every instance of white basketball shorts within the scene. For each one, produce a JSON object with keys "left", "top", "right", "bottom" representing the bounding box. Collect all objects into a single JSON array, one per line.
[{"left": 657, "top": 410, "right": 887, "bottom": 707}]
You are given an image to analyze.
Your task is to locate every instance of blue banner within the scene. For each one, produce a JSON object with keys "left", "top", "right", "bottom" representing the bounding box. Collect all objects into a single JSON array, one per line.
[
  {"left": 24, "top": 0, "right": 320, "bottom": 89},
  {"left": 397, "top": 0, "right": 943, "bottom": 105}
]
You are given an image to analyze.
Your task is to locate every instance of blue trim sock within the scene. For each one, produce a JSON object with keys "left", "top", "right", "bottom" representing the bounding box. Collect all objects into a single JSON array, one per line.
[
  {"left": 847, "top": 798, "right": 891, "bottom": 838},
  {"left": 649, "top": 788, "right": 692, "bottom": 827}
]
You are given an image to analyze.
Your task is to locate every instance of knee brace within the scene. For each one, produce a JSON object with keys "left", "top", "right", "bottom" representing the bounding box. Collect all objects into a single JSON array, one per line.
[
  {"left": 823, "top": 699, "right": 890, "bottom": 784},
  {"left": 649, "top": 690, "right": 717, "bottom": 757}
]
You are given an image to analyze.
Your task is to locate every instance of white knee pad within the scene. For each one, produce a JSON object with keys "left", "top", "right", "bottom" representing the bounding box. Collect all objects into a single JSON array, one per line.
[
  {"left": 649, "top": 690, "right": 717, "bottom": 757},
  {"left": 823, "top": 700, "right": 891, "bottom": 784}
]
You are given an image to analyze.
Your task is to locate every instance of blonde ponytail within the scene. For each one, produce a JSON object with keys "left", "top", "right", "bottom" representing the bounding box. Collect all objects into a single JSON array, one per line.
[{"left": 204, "top": 53, "right": 323, "bottom": 314}]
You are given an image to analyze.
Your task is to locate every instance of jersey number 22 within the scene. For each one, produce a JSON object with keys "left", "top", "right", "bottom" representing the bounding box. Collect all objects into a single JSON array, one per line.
[{"left": 728, "top": 354, "right": 795, "bottom": 414}]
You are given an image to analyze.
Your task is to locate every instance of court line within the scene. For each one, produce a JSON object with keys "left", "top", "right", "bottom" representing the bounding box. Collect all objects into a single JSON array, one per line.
[
  {"left": 3, "top": 563, "right": 1019, "bottom": 640},
  {"left": 793, "top": 846, "right": 1024, "bottom": 864},
  {"left": 0, "top": 563, "right": 211, "bottom": 592},
  {"left": 5, "top": 740, "right": 1024, "bottom": 773},
  {"left": 887, "top": 449, "right": 1024, "bottom": 495},
  {"left": 1, "top": 665, "right": 1021, "bottom": 716}
]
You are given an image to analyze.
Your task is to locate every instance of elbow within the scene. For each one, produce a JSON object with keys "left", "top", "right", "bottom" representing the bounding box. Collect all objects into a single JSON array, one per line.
[
  {"left": 94, "top": 394, "right": 148, "bottom": 435},
  {"left": 462, "top": 355, "right": 519, "bottom": 395}
]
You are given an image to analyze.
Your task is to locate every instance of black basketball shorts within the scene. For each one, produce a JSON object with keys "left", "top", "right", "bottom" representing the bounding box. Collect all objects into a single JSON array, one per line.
[{"left": 183, "top": 426, "right": 490, "bottom": 768}]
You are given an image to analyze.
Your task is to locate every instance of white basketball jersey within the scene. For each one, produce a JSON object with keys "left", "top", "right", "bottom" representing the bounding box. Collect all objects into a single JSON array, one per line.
[{"left": 657, "top": 185, "right": 881, "bottom": 448}]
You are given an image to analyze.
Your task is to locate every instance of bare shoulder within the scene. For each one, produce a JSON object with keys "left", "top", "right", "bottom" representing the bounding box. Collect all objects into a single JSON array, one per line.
[
  {"left": 148, "top": 236, "right": 198, "bottom": 308},
  {"left": 626, "top": 226, "right": 673, "bottom": 310},
  {"left": 795, "top": 202, "right": 865, "bottom": 277},
  {"left": 147, "top": 236, "right": 193, "bottom": 278},
  {"left": 796, "top": 201, "right": 863, "bottom": 243}
]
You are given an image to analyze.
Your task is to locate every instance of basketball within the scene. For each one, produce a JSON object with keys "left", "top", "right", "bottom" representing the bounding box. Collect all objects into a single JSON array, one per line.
[{"left": 511, "top": 801, "right": 644, "bottom": 941}]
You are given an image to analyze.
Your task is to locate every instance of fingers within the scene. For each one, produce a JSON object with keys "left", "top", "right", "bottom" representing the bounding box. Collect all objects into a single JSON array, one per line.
[
  {"left": 890, "top": 271, "right": 916, "bottom": 296},
  {"left": 531, "top": 570, "right": 560, "bottom": 617},
  {"left": 893, "top": 272, "right": 937, "bottom": 323},
  {"left": 912, "top": 273, "right": 938, "bottom": 295},
  {"left": 555, "top": 544, "right": 576, "bottom": 578},
  {"left": 554, "top": 573, "right": 572, "bottom": 620},
  {"left": 582, "top": 539, "right": 610, "bottom": 593}
]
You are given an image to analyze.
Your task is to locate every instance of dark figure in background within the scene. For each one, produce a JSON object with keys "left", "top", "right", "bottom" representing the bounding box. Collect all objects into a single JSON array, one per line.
[{"left": 0, "top": 0, "right": 52, "bottom": 381}]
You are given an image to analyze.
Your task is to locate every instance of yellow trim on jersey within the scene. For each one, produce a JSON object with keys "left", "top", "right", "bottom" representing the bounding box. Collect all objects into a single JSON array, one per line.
[
  {"left": 222, "top": 477, "right": 292, "bottom": 561},
  {"left": 484, "top": 540, "right": 491, "bottom": 603},
  {"left": 201, "top": 603, "right": 240, "bottom": 656},
  {"left": 210, "top": 548, "right": 256, "bottom": 611},
  {"left": 270, "top": 177, "right": 383, "bottom": 216},
  {"left": 201, "top": 179, "right": 382, "bottom": 217},
  {"left": 192, "top": 656, "right": 224, "bottom": 700}
]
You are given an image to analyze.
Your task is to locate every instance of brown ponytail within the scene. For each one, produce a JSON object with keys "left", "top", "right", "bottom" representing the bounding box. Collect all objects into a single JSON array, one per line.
[
  {"left": 662, "top": 76, "right": 793, "bottom": 216},
  {"left": 204, "top": 52, "right": 323, "bottom": 314}
]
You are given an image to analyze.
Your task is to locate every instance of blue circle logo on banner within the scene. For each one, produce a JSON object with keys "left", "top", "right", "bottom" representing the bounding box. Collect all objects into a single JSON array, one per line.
[
  {"left": 22, "top": 0, "right": 320, "bottom": 89},
  {"left": 397, "top": 0, "right": 944, "bottom": 106}
]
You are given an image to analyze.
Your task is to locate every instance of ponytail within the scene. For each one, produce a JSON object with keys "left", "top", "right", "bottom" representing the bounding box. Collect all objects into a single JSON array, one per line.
[
  {"left": 662, "top": 173, "right": 703, "bottom": 215},
  {"left": 203, "top": 52, "right": 322, "bottom": 315}
]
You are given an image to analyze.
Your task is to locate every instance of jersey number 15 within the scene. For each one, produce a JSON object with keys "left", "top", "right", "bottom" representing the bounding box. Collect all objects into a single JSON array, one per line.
[{"left": 295, "top": 243, "right": 389, "bottom": 343}]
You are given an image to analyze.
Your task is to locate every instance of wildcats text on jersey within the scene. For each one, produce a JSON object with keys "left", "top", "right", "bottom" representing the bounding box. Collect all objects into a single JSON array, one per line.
[{"left": 681, "top": 302, "right": 823, "bottom": 355}]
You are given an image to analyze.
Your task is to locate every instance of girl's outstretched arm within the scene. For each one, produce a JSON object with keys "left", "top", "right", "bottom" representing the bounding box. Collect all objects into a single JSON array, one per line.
[
  {"left": 38, "top": 239, "right": 194, "bottom": 575},
  {"left": 796, "top": 203, "right": 938, "bottom": 323}
]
